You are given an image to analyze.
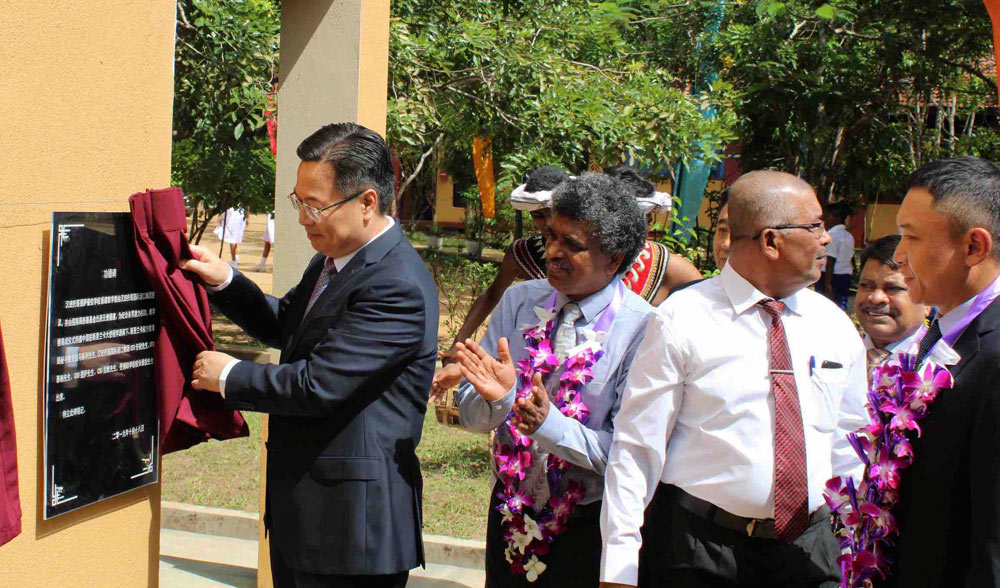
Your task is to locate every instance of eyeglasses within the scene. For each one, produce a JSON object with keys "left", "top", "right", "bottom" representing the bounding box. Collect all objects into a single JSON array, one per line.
[
  {"left": 751, "top": 221, "right": 825, "bottom": 240},
  {"left": 287, "top": 189, "right": 367, "bottom": 222}
]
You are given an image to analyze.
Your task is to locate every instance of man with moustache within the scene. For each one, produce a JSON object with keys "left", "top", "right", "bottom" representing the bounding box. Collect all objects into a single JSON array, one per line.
[
  {"left": 885, "top": 156, "right": 1000, "bottom": 586},
  {"left": 854, "top": 234, "right": 929, "bottom": 372},
  {"left": 432, "top": 173, "right": 653, "bottom": 586},
  {"left": 601, "top": 170, "right": 867, "bottom": 587}
]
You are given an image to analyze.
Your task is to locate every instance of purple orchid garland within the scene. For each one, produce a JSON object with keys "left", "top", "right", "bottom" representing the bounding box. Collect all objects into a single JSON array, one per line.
[
  {"left": 824, "top": 352, "right": 953, "bottom": 587},
  {"left": 492, "top": 311, "right": 605, "bottom": 582}
]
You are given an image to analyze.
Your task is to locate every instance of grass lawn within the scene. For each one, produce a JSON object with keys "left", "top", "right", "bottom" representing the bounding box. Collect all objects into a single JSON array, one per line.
[
  {"left": 161, "top": 411, "right": 264, "bottom": 512},
  {"left": 416, "top": 410, "right": 492, "bottom": 539},
  {"left": 161, "top": 408, "right": 492, "bottom": 540},
  {"left": 164, "top": 229, "right": 493, "bottom": 539}
]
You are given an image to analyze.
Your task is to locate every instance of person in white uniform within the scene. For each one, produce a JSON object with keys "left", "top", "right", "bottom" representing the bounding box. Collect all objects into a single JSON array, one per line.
[
  {"left": 213, "top": 207, "right": 248, "bottom": 268},
  {"left": 253, "top": 212, "right": 275, "bottom": 272},
  {"left": 600, "top": 170, "right": 867, "bottom": 588}
]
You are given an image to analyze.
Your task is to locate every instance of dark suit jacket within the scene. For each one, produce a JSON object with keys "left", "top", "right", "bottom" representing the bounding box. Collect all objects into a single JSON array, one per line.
[
  {"left": 209, "top": 223, "right": 438, "bottom": 575},
  {"left": 889, "top": 296, "right": 1000, "bottom": 587}
]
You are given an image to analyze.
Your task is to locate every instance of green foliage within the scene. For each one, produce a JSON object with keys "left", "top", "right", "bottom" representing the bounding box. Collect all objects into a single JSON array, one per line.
[
  {"left": 462, "top": 187, "right": 486, "bottom": 242},
  {"left": 388, "top": 0, "right": 738, "bottom": 208},
  {"left": 424, "top": 252, "right": 499, "bottom": 351},
  {"left": 415, "top": 409, "right": 492, "bottom": 539},
  {"left": 172, "top": 0, "right": 280, "bottom": 240},
  {"left": 634, "top": 0, "right": 999, "bottom": 202}
]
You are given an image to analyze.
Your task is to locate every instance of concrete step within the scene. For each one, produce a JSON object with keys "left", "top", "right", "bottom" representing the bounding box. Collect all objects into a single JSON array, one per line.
[
  {"left": 161, "top": 502, "right": 487, "bottom": 569},
  {"left": 159, "top": 528, "right": 485, "bottom": 587},
  {"left": 160, "top": 529, "right": 256, "bottom": 587}
]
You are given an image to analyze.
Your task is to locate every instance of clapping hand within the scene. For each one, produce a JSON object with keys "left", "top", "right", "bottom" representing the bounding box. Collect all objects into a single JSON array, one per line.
[
  {"left": 455, "top": 337, "right": 516, "bottom": 402},
  {"left": 514, "top": 372, "right": 549, "bottom": 435}
]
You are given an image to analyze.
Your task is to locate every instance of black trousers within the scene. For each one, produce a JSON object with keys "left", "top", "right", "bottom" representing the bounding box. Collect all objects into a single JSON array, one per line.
[
  {"left": 485, "top": 480, "right": 602, "bottom": 588},
  {"left": 638, "top": 484, "right": 841, "bottom": 588},
  {"left": 269, "top": 539, "right": 409, "bottom": 588}
]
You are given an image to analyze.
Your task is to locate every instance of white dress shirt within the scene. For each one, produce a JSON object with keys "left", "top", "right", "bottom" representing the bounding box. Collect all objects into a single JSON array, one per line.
[
  {"left": 214, "top": 217, "right": 395, "bottom": 393},
  {"left": 600, "top": 263, "right": 868, "bottom": 585},
  {"left": 826, "top": 224, "right": 855, "bottom": 275}
]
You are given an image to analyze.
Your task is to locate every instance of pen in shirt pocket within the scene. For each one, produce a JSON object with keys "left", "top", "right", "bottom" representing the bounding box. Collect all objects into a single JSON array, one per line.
[{"left": 809, "top": 355, "right": 815, "bottom": 376}]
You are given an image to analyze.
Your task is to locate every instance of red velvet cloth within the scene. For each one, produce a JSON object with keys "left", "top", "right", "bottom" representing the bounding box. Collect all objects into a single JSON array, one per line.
[
  {"left": 0, "top": 322, "right": 21, "bottom": 548},
  {"left": 129, "top": 188, "right": 249, "bottom": 453}
]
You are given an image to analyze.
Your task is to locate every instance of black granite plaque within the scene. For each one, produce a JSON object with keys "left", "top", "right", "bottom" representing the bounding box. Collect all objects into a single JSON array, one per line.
[{"left": 43, "top": 212, "right": 160, "bottom": 519}]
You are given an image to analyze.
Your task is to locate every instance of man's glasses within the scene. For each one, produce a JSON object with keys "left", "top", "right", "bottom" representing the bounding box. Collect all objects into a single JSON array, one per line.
[
  {"left": 287, "top": 189, "right": 367, "bottom": 222},
  {"left": 751, "top": 221, "right": 825, "bottom": 240}
]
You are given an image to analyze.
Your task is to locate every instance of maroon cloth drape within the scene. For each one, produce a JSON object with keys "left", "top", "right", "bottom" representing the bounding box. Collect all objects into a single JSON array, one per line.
[
  {"left": 129, "top": 188, "right": 249, "bottom": 454},
  {"left": 0, "top": 322, "right": 21, "bottom": 548}
]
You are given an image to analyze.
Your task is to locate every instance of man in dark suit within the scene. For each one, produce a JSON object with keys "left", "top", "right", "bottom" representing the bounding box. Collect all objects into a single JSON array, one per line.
[
  {"left": 890, "top": 156, "right": 1000, "bottom": 586},
  {"left": 180, "top": 122, "right": 439, "bottom": 587}
]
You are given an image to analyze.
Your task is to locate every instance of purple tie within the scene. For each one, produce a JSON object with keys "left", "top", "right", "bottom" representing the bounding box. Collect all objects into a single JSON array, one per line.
[{"left": 305, "top": 258, "right": 337, "bottom": 315}]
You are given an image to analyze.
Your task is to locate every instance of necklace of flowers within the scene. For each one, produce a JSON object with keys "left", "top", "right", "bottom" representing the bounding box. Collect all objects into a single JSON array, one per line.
[
  {"left": 493, "top": 281, "right": 624, "bottom": 582},
  {"left": 824, "top": 352, "right": 953, "bottom": 587}
]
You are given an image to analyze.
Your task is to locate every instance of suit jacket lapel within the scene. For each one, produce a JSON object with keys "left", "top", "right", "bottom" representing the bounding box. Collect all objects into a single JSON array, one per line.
[
  {"left": 280, "top": 255, "right": 325, "bottom": 362},
  {"left": 284, "top": 223, "right": 406, "bottom": 358},
  {"left": 947, "top": 296, "right": 1000, "bottom": 381}
]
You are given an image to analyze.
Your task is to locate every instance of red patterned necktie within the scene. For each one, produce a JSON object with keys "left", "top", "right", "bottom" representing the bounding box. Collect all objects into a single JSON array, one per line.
[
  {"left": 759, "top": 299, "right": 809, "bottom": 542},
  {"left": 305, "top": 258, "right": 338, "bottom": 315}
]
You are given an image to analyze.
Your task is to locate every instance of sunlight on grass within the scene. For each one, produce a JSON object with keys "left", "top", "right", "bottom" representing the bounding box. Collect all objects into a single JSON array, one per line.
[{"left": 162, "top": 408, "right": 493, "bottom": 540}]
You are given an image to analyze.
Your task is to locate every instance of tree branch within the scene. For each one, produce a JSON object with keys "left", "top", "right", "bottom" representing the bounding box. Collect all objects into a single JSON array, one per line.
[
  {"left": 445, "top": 86, "right": 528, "bottom": 129},
  {"left": 568, "top": 60, "right": 627, "bottom": 80},
  {"left": 176, "top": 0, "right": 194, "bottom": 30},
  {"left": 397, "top": 134, "right": 443, "bottom": 199},
  {"left": 629, "top": 6, "right": 690, "bottom": 25},
  {"left": 789, "top": 21, "right": 807, "bottom": 40},
  {"left": 832, "top": 28, "right": 880, "bottom": 41},
  {"left": 920, "top": 52, "right": 997, "bottom": 88}
]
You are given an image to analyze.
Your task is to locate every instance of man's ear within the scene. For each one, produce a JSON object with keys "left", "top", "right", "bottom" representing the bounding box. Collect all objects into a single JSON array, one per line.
[
  {"left": 760, "top": 229, "right": 781, "bottom": 261},
  {"left": 965, "top": 227, "right": 994, "bottom": 267},
  {"left": 361, "top": 189, "right": 380, "bottom": 219},
  {"left": 607, "top": 251, "right": 626, "bottom": 276}
]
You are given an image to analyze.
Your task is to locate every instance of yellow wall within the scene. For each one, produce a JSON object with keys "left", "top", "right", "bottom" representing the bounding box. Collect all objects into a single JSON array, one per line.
[
  {"left": 865, "top": 203, "right": 901, "bottom": 241},
  {"left": 0, "top": 1, "right": 175, "bottom": 584},
  {"left": 648, "top": 178, "right": 725, "bottom": 229},
  {"left": 434, "top": 172, "right": 466, "bottom": 225}
]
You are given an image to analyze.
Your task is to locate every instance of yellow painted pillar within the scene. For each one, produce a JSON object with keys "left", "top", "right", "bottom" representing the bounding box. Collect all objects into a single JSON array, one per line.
[
  {"left": 258, "top": 2, "right": 391, "bottom": 585},
  {"left": 0, "top": 1, "right": 176, "bottom": 585}
]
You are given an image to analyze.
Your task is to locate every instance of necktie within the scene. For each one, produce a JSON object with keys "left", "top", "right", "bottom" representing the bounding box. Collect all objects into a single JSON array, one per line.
[
  {"left": 915, "top": 319, "right": 942, "bottom": 368},
  {"left": 553, "top": 302, "right": 582, "bottom": 360},
  {"left": 305, "top": 258, "right": 338, "bottom": 315},
  {"left": 759, "top": 299, "right": 809, "bottom": 542}
]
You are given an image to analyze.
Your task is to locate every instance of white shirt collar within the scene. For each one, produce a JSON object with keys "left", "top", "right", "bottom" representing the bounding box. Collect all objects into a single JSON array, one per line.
[
  {"left": 718, "top": 262, "right": 803, "bottom": 318},
  {"left": 331, "top": 216, "right": 395, "bottom": 272}
]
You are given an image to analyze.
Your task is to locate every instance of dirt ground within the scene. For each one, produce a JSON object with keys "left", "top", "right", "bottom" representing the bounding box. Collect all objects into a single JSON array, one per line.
[{"left": 199, "top": 212, "right": 274, "bottom": 293}]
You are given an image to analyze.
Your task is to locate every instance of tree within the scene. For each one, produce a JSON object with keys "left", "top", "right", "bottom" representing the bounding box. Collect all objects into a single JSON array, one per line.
[
  {"left": 387, "top": 0, "right": 739, "bottom": 220},
  {"left": 631, "top": 0, "right": 999, "bottom": 203},
  {"left": 172, "top": 0, "right": 280, "bottom": 242}
]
